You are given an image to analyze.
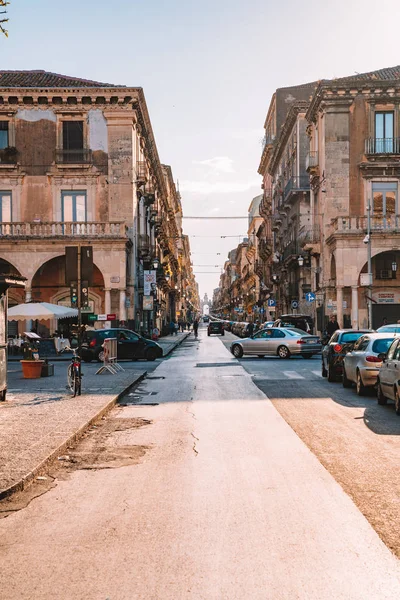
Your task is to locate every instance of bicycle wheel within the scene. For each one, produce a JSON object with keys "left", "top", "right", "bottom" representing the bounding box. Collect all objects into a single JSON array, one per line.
[{"left": 67, "top": 364, "right": 75, "bottom": 394}]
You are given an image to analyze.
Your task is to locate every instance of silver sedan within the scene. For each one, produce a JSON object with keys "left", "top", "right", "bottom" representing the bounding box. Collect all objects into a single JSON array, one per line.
[
  {"left": 342, "top": 333, "right": 398, "bottom": 395},
  {"left": 230, "top": 327, "right": 322, "bottom": 359}
]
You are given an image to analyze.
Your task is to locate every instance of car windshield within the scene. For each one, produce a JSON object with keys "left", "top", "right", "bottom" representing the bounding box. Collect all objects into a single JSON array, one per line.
[
  {"left": 341, "top": 332, "right": 366, "bottom": 343},
  {"left": 283, "top": 328, "right": 304, "bottom": 337},
  {"left": 372, "top": 338, "right": 395, "bottom": 354},
  {"left": 377, "top": 326, "right": 400, "bottom": 333},
  {"left": 284, "top": 327, "right": 310, "bottom": 336}
]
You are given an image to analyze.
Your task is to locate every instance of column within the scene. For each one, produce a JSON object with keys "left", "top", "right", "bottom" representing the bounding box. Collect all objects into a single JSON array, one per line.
[
  {"left": 119, "top": 289, "right": 127, "bottom": 322},
  {"left": 351, "top": 286, "right": 359, "bottom": 330},
  {"left": 336, "top": 286, "right": 343, "bottom": 328},
  {"left": 25, "top": 287, "right": 32, "bottom": 332},
  {"left": 104, "top": 289, "right": 111, "bottom": 315}
]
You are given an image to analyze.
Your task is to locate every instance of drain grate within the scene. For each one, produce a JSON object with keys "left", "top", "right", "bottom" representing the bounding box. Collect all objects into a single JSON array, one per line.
[{"left": 195, "top": 362, "right": 241, "bottom": 368}]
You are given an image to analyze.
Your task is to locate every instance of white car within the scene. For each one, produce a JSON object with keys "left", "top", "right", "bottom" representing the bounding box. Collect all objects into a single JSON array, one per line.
[{"left": 376, "top": 337, "right": 400, "bottom": 415}]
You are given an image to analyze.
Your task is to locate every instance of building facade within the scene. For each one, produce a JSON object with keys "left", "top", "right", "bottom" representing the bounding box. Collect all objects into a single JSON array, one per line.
[{"left": 0, "top": 70, "right": 196, "bottom": 335}]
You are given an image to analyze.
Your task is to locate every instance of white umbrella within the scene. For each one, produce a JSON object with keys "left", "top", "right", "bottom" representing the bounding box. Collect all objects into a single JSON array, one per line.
[{"left": 8, "top": 302, "right": 78, "bottom": 321}]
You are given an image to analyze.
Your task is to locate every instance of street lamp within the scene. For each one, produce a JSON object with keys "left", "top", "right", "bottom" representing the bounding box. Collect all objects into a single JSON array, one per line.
[
  {"left": 165, "top": 273, "right": 170, "bottom": 282},
  {"left": 153, "top": 257, "right": 160, "bottom": 270},
  {"left": 392, "top": 260, "right": 398, "bottom": 272},
  {"left": 298, "top": 255, "right": 305, "bottom": 267}
]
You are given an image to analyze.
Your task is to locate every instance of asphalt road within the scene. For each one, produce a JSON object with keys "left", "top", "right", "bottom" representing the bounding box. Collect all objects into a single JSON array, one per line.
[{"left": 1, "top": 326, "right": 400, "bottom": 599}]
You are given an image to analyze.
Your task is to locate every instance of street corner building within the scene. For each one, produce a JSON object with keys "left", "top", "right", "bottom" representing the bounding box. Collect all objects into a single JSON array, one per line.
[
  {"left": 255, "top": 65, "right": 400, "bottom": 331},
  {"left": 0, "top": 70, "right": 198, "bottom": 336}
]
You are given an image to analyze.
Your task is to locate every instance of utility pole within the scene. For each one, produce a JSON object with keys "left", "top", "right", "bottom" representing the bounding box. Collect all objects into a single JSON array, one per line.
[{"left": 367, "top": 198, "right": 373, "bottom": 329}]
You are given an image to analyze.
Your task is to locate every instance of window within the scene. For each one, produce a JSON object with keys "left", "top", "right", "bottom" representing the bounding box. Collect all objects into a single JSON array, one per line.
[
  {"left": 393, "top": 341, "right": 400, "bottom": 361},
  {"left": 0, "top": 192, "right": 11, "bottom": 222},
  {"left": 375, "top": 112, "right": 394, "bottom": 152},
  {"left": 0, "top": 122, "right": 8, "bottom": 150},
  {"left": 357, "top": 339, "right": 370, "bottom": 352},
  {"left": 63, "top": 121, "right": 84, "bottom": 150},
  {"left": 62, "top": 192, "right": 86, "bottom": 222},
  {"left": 272, "top": 329, "right": 285, "bottom": 338},
  {"left": 372, "top": 182, "right": 397, "bottom": 218},
  {"left": 387, "top": 339, "right": 398, "bottom": 361},
  {"left": 340, "top": 332, "right": 365, "bottom": 343},
  {"left": 254, "top": 330, "right": 271, "bottom": 339},
  {"left": 372, "top": 338, "right": 395, "bottom": 354}
]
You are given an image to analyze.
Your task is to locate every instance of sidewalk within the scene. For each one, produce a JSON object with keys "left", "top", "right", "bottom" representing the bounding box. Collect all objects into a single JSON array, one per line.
[{"left": 0, "top": 331, "right": 190, "bottom": 499}]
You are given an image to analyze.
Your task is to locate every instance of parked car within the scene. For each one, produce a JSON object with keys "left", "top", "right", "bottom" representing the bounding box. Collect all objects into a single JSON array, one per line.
[
  {"left": 262, "top": 321, "right": 275, "bottom": 329},
  {"left": 342, "top": 333, "right": 398, "bottom": 395},
  {"left": 376, "top": 337, "right": 400, "bottom": 414},
  {"left": 81, "top": 328, "right": 163, "bottom": 362},
  {"left": 230, "top": 327, "right": 322, "bottom": 359},
  {"left": 203, "top": 315, "right": 210, "bottom": 323},
  {"left": 273, "top": 314, "right": 314, "bottom": 334},
  {"left": 322, "top": 329, "right": 373, "bottom": 382},
  {"left": 376, "top": 324, "right": 400, "bottom": 333},
  {"left": 208, "top": 321, "right": 225, "bottom": 336}
]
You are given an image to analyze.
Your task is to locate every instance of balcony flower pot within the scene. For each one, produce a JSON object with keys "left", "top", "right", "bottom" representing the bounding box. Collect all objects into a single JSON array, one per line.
[{"left": 20, "top": 359, "right": 45, "bottom": 379}]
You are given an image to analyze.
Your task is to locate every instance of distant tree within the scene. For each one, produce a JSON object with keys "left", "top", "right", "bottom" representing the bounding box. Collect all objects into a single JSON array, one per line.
[{"left": 0, "top": 1, "right": 9, "bottom": 37}]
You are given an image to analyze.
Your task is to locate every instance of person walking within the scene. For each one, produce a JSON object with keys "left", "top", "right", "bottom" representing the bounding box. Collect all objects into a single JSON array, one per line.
[
  {"left": 169, "top": 320, "right": 175, "bottom": 336},
  {"left": 193, "top": 319, "right": 199, "bottom": 338},
  {"left": 248, "top": 322, "right": 254, "bottom": 337},
  {"left": 326, "top": 315, "right": 340, "bottom": 337}
]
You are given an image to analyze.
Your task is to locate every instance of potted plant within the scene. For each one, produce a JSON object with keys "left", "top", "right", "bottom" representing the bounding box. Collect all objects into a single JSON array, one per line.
[{"left": 20, "top": 345, "right": 44, "bottom": 379}]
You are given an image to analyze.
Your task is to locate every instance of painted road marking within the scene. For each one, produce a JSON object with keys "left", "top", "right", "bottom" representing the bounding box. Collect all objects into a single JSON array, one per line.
[
  {"left": 312, "top": 370, "right": 323, "bottom": 378},
  {"left": 282, "top": 371, "right": 305, "bottom": 380}
]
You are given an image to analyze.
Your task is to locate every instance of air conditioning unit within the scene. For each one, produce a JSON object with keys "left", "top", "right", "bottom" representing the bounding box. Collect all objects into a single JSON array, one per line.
[{"left": 379, "top": 269, "right": 392, "bottom": 279}]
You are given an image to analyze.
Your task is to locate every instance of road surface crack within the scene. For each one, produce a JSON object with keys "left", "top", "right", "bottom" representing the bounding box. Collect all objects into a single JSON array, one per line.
[{"left": 191, "top": 432, "right": 199, "bottom": 456}]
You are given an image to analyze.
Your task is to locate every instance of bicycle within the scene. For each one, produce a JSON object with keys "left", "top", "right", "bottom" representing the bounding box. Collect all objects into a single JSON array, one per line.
[{"left": 63, "top": 346, "right": 82, "bottom": 397}]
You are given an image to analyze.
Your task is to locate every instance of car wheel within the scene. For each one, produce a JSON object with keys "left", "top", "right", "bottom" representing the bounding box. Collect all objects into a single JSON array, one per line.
[
  {"left": 327, "top": 363, "right": 336, "bottom": 382},
  {"left": 277, "top": 345, "right": 290, "bottom": 359},
  {"left": 232, "top": 344, "right": 243, "bottom": 358},
  {"left": 97, "top": 350, "right": 105, "bottom": 363},
  {"left": 146, "top": 348, "right": 157, "bottom": 362},
  {"left": 342, "top": 366, "right": 352, "bottom": 388},
  {"left": 377, "top": 381, "right": 387, "bottom": 405},
  {"left": 356, "top": 370, "right": 366, "bottom": 396},
  {"left": 301, "top": 354, "right": 312, "bottom": 359},
  {"left": 395, "top": 388, "right": 400, "bottom": 416},
  {"left": 321, "top": 360, "right": 327, "bottom": 378}
]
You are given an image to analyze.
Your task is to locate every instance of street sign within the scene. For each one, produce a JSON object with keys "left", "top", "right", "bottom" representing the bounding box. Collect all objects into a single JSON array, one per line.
[
  {"left": 260, "top": 308, "right": 265, "bottom": 314},
  {"left": 267, "top": 298, "right": 276, "bottom": 307},
  {"left": 88, "top": 314, "right": 97, "bottom": 322},
  {"left": 291, "top": 300, "right": 299, "bottom": 309},
  {"left": 305, "top": 292, "right": 316, "bottom": 303}
]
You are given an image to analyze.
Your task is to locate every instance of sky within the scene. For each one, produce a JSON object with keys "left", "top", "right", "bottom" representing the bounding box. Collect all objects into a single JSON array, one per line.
[{"left": 2, "top": 0, "right": 400, "bottom": 299}]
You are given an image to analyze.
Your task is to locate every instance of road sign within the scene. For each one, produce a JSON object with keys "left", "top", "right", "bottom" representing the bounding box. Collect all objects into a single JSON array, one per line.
[
  {"left": 291, "top": 300, "right": 299, "bottom": 309},
  {"left": 267, "top": 298, "right": 276, "bottom": 307},
  {"left": 260, "top": 308, "right": 265, "bottom": 314},
  {"left": 305, "top": 292, "right": 316, "bottom": 303}
]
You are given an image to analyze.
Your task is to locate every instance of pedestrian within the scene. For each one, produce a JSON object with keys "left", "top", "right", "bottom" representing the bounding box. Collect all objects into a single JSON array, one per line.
[
  {"left": 174, "top": 322, "right": 178, "bottom": 335},
  {"left": 382, "top": 317, "right": 388, "bottom": 326},
  {"left": 248, "top": 322, "right": 254, "bottom": 337},
  {"left": 193, "top": 319, "right": 199, "bottom": 338},
  {"left": 326, "top": 315, "right": 340, "bottom": 337},
  {"left": 152, "top": 326, "right": 160, "bottom": 341},
  {"left": 169, "top": 320, "right": 175, "bottom": 336},
  {"left": 186, "top": 321, "right": 191, "bottom": 331}
]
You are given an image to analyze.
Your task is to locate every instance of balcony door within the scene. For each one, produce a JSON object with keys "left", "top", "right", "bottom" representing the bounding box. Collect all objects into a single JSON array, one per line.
[
  {"left": 375, "top": 112, "right": 394, "bottom": 153},
  {"left": 62, "top": 192, "right": 86, "bottom": 234},
  {"left": 372, "top": 182, "right": 397, "bottom": 225}
]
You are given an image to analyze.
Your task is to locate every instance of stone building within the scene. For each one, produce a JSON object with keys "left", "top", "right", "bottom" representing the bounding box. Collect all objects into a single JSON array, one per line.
[
  {"left": 0, "top": 70, "right": 193, "bottom": 335},
  {"left": 306, "top": 65, "right": 400, "bottom": 329}
]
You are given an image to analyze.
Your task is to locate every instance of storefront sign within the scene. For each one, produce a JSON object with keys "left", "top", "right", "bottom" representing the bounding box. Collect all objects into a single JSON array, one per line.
[
  {"left": 144, "top": 270, "right": 157, "bottom": 295},
  {"left": 143, "top": 295, "right": 154, "bottom": 311},
  {"left": 107, "top": 314, "right": 116, "bottom": 320},
  {"left": 88, "top": 314, "right": 98, "bottom": 322},
  {"left": 98, "top": 314, "right": 107, "bottom": 321},
  {"left": 377, "top": 293, "right": 395, "bottom": 304}
]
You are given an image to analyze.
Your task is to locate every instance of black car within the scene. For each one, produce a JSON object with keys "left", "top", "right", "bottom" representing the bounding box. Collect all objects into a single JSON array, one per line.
[
  {"left": 207, "top": 321, "right": 225, "bottom": 336},
  {"left": 81, "top": 328, "right": 163, "bottom": 362},
  {"left": 321, "top": 329, "right": 373, "bottom": 381},
  {"left": 273, "top": 314, "right": 314, "bottom": 335}
]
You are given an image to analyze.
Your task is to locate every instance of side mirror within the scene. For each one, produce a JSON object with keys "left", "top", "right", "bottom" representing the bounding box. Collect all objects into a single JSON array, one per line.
[{"left": 378, "top": 352, "right": 387, "bottom": 361}]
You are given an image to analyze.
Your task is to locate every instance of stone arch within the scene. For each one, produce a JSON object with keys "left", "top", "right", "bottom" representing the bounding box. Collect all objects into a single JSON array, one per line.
[{"left": 0, "top": 258, "right": 25, "bottom": 306}]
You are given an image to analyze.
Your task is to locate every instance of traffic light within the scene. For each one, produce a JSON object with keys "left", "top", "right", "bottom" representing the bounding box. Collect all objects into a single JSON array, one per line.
[
  {"left": 70, "top": 283, "right": 78, "bottom": 307},
  {"left": 81, "top": 280, "right": 89, "bottom": 308}
]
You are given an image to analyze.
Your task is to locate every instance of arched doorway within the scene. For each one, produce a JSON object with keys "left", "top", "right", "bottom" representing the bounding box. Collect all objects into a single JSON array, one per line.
[
  {"left": 31, "top": 256, "right": 105, "bottom": 336},
  {"left": 0, "top": 258, "right": 25, "bottom": 337},
  {"left": 360, "top": 250, "right": 400, "bottom": 328}
]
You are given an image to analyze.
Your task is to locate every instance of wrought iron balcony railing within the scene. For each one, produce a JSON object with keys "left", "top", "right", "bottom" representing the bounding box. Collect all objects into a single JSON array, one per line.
[
  {"left": 55, "top": 149, "right": 92, "bottom": 164},
  {"left": 284, "top": 176, "right": 310, "bottom": 200},
  {"left": 0, "top": 221, "right": 125, "bottom": 238},
  {"left": 365, "top": 138, "right": 400, "bottom": 155},
  {"left": 305, "top": 151, "right": 319, "bottom": 172},
  {"left": 298, "top": 225, "right": 321, "bottom": 245}
]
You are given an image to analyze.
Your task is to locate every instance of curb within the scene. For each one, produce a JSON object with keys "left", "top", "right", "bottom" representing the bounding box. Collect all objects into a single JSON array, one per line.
[
  {"left": 162, "top": 331, "right": 191, "bottom": 357},
  {"left": 0, "top": 370, "right": 148, "bottom": 501}
]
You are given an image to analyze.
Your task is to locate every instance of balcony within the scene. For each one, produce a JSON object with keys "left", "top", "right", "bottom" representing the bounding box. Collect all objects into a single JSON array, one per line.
[
  {"left": 298, "top": 225, "right": 321, "bottom": 245},
  {"left": 283, "top": 176, "right": 310, "bottom": 201},
  {"left": 136, "top": 161, "right": 148, "bottom": 184},
  {"left": 272, "top": 213, "right": 283, "bottom": 231},
  {"left": 258, "top": 237, "right": 273, "bottom": 260},
  {"left": 305, "top": 151, "right": 319, "bottom": 174},
  {"left": 138, "top": 233, "right": 150, "bottom": 254},
  {"left": 331, "top": 215, "right": 400, "bottom": 234},
  {"left": 55, "top": 149, "right": 92, "bottom": 164},
  {"left": 282, "top": 240, "right": 299, "bottom": 262},
  {"left": 0, "top": 221, "right": 126, "bottom": 238},
  {"left": 365, "top": 138, "right": 400, "bottom": 155}
]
